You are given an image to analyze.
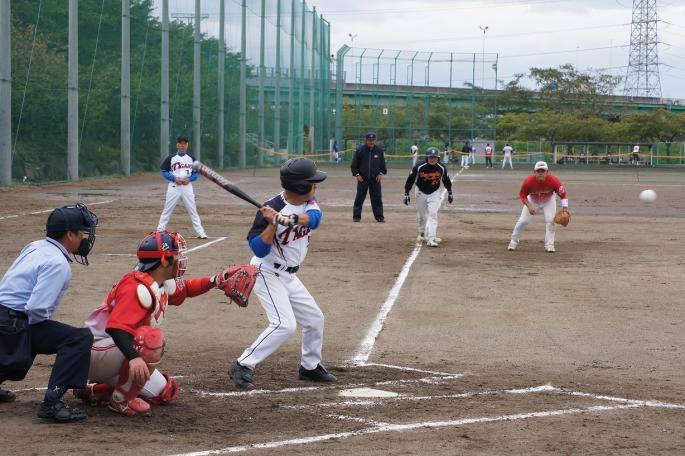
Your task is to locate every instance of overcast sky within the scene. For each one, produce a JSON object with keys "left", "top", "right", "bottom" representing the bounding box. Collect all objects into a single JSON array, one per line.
[{"left": 163, "top": 0, "right": 685, "bottom": 99}]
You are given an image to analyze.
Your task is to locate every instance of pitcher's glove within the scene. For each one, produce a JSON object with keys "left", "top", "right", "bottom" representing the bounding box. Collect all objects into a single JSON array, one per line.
[
  {"left": 554, "top": 210, "right": 570, "bottom": 227},
  {"left": 214, "top": 265, "right": 259, "bottom": 307}
]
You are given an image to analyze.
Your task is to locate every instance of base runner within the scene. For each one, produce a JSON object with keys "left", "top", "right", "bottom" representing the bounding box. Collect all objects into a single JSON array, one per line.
[{"left": 404, "top": 147, "right": 453, "bottom": 247}]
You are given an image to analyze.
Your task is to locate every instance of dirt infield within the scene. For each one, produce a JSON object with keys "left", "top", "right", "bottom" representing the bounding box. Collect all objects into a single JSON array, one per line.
[{"left": 0, "top": 164, "right": 684, "bottom": 455}]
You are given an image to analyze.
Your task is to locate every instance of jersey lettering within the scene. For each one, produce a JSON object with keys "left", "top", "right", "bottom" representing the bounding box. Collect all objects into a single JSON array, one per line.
[{"left": 277, "top": 225, "right": 311, "bottom": 245}]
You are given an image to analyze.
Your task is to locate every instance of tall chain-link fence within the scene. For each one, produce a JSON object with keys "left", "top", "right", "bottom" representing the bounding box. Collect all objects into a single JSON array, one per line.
[{"left": 5, "top": 0, "right": 330, "bottom": 183}]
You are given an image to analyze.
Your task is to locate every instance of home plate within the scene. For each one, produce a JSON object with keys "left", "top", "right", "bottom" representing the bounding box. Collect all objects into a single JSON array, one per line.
[{"left": 339, "top": 388, "right": 399, "bottom": 398}]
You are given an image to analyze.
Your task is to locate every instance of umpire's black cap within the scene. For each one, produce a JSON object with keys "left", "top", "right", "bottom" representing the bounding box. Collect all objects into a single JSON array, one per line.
[
  {"left": 46, "top": 204, "right": 98, "bottom": 232},
  {"left": 365, "top": 132, "right": 377, "bottom": 140},
  {"left": 176, "top": 134, "right": 189, "bottom": 143}
]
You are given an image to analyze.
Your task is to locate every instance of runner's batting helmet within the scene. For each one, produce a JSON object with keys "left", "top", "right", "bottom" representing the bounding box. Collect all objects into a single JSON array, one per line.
[
  {"left": 135, "top": 231, "right": 188, "bottom": 278},
  {"left": 280, "top": 157, "right": 327, "bottom": 195},
  {"left": 425, "top": 147, "right": 440, "bottom": 157}
]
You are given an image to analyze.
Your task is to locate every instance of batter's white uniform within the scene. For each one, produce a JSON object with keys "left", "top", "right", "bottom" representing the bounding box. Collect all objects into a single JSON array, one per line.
[
  {"left": 502, "top": 145, "right": 513, "bottom": 168},
  {"left": 237, "top": 193, "right": 324, "bottom": 371},
  {"left": 157, "top": 152, "right": 207, "bottom": 238}
]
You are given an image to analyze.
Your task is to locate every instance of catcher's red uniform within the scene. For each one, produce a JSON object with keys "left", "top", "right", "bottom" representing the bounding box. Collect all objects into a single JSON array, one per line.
[{"left": 82, "top": 272, "right": 214, "bottom": 416}]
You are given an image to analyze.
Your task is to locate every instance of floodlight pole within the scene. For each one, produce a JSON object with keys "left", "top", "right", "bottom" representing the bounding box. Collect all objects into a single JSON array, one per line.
[
  {"left": 68, "top": 0, "right": 79, "bottom": 181},
  {"left": 161, "top": 0, "right": 169, "bottom": 160},
  {"left": 0, "top": 0, "right": 11, "bottom": 186},
  {"left": 193, "top": 0, "right": 201, "bottom": 161},
  {"left": 480, "top": 25, "right": 488, "bottom": 93}
]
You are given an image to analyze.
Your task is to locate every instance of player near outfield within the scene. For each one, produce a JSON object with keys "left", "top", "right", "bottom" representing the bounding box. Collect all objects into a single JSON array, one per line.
[
  {"left": 508, "top": 161, "right": 569, "bottom": 253},
  {"left": 404, "top": 147, "right": 453, "bottom": 247},
  {"left": 77, "top": 230, "right": 256, "bottom": 416},
  {"left": 157, "top": 135, "right": 208, "bottom": 239},
  {"left": 229, "top": 157, "right": 336, "bottom": 390}
]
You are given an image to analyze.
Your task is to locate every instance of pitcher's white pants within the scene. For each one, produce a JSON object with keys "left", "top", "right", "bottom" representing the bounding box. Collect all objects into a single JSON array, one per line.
[
  {"left": 237, "top": 265, "right": 324, "bottom": 371},
  {"left": 460, "top": 154, "right": 469, "bottom": 168},
  {"left": 157, "top": 182, "right": 206, "bottom": 237},
  {"left": 88, "top": 338, "right": 167, "bottom": 398},
  {"left": 502, "top": 155, "right": 513, "bottom": 168},
  {"left": 511, "top": 196, "right": 557, "bottom": 248},
  {"left": 417, "top": 190, "right": 442, "bottom": 242}
]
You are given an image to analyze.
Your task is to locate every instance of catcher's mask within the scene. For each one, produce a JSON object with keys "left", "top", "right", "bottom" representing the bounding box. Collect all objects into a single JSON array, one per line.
[
  {"left": 45, "top": 203, "right": 98, "bottom": 265},
  {"left": 280, "top": 157, "right": 327, "bottom": 195},
  {"left": 135, "top": 231, "right": 188, "bottom": 278}
]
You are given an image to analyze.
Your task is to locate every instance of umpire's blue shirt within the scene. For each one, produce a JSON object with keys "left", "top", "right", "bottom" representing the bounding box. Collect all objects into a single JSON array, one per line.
[{"left": 0, "top": 238, "right": 72, "bottom": 325}]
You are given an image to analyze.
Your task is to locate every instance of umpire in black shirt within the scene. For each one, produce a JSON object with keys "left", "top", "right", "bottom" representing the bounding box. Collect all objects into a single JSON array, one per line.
[{"left": 351, "top": 132, "right": 387, "bottom": 222}]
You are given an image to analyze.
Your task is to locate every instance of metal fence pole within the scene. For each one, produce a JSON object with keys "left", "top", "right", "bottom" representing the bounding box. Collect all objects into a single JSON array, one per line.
[
  {"left": 274, "top": 0, "right": 281, "bottom": 155},
  {"left": 193, "top": 0, "right": 201, "bottom": 161},
  {"left": 217, "top": 0, "right": 225, "bottom": 167},
  {"left": 69, "top": 0, "right": 80, "bottom": 180},
  {"left": 239, "top": 0, "right": 246, "bottom": 167},
  {"left": 0, "top": 0, "right": 11, "bottom": 185},
  {"left": 161, "top": 0, "right": 169, "bottom": 161},
  {"left": 258, "top": 0, "right": 265, "bottom": 165}
]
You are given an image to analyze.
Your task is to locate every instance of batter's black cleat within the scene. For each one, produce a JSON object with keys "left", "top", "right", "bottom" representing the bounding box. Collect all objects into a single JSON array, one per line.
[
  {"left": 298, "top": 364, "right": 337, "bottom": 383},
  {"left": 375, "top": 218, "right": 385, "bottom": 223},
  {"left": 229, "top": 361, "right": 254, "bottom": 390},
  {"left": 353, "top": 217, "right": 361, "bottom": 222},
  {"left": 0, "top": 387, "right": 16, "bottom": 403},
  {"left": 37, "top": 400, "right": 88, "bottom": 422}
]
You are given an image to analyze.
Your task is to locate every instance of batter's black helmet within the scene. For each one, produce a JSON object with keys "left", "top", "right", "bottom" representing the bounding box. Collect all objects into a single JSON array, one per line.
[
  {"left": 280, "top": 157, "right": 327, "bottom": 195},
  {"left": 425, "top": 147, "right": 440, "bottom": 157}
]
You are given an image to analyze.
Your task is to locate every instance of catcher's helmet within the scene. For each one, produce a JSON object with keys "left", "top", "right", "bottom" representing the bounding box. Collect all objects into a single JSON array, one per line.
[
  {"left": 135, "top": 231, "right": 188, "bottom": 277},
  {"left": 425, "top": 147, "right": 440, "bottom": 157},
  {"left": 280, "top": 157, "right": 327, "bottom": 195}
]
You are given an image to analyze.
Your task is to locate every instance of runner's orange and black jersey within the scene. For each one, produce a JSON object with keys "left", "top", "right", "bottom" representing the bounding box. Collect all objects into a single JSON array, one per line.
[{"left": 404, "top": 161, "right": 452, "bottom": 195}]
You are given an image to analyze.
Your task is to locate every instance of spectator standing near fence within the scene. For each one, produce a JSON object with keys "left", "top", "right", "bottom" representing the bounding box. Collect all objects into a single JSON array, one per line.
[
  {"left": 631, "top": 144, "right": 640, "bottom": 165},
  {"left": 502, "top": 143, "right": 514, "bottom": 169},
  {"left": 484, "top": 143, "right": 493, "bottom": 168}
]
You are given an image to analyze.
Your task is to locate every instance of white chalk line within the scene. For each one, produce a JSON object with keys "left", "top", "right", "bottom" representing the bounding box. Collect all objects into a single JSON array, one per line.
[
  {"left": 0, "top": 200, "right": 114, "bottom": 221},
  {"left": 102, "top": 238, "right": 227, "bottom": 257},
  {"left": 349, "top": 167, "right": 465, "bottom": 366},
  {"left": 360, "top": 362, "right": 462, "bottom": 377},
  {"left": 191, "top": 372, "right": 464, "bottom": 398},
  {"left": 168, "top": 401, "right": 667, "bottom": 456}
]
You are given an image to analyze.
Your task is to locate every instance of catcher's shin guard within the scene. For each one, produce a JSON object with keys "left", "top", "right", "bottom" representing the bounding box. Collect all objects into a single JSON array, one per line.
[
  {"left": 73, "top": 382, "right": 114, "bottom": 405},
  {"left": 145, "top": 372, "right": 179, "bottom": 405},
  {"left": 109, "top": 362, "right": 151, "bottom": 417}
]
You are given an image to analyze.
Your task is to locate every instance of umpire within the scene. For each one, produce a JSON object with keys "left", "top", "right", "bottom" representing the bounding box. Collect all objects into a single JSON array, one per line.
[
  {"left": 351, "top": 132, "right": 387, "bottom": 222},
  {"left": 0, "top": 204, "right": 98, "bottom": 422}
]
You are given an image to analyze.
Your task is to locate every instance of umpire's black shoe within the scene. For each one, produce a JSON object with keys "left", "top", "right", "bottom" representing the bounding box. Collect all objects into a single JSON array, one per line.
[
  {"left": 229, "top": 361, "right": 254, "bottom": 390},
  {"left": 298, "top": 364, "right": 337, "bottom": 383},
  {"left": 0, "top": 387, "right": 16, "bottom": 403},
  {"left": 37, "top": 400, "right": 87, "bottom": 422}
]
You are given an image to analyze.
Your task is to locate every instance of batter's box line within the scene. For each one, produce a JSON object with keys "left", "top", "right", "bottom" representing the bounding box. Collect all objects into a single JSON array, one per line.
[
  {"left": 191, "top": 371, "right": 465, "bottom": 398},
  {"left": 169, "top": 386, "right": 685, "bottom": 456}
]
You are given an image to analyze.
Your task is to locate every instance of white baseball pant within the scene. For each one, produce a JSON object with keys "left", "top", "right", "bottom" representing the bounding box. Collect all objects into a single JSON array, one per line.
[
  {"left": 511, "top": 196, "right": 557, "bottom": 249},
  {"left": 460, "top": 154, "right": 469, "bottom": 168},
  {"left": 237, "top": 266, "right": 324, "bottom": 371},
  {"left": 502, "top": 155, "right": 513, "bottom": 168},
  {"left": 157, "top": 182, "right": 206, "bottom": 237},
  {"left": 417, "top": 190, "right": 442, "bottom": 242},
  {"left": 88, "top": 338, "right": 167, "bottom": 399}
]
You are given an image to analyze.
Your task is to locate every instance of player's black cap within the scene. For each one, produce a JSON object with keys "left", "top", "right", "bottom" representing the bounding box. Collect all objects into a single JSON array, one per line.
[
  {"left": 46, "top": 204, "right": 98, "bottom": 232},
  {"left": 365, "top": 132, "right": 377, "bottom": 140},
  {"left": 176, "top": 134, "right": 189, "bottom": 143}
]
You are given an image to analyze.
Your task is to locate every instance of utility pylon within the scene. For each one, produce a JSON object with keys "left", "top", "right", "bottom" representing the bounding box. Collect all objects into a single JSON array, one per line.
[{"left": 623, "top": 0, "right": 662, "bottom": 98}]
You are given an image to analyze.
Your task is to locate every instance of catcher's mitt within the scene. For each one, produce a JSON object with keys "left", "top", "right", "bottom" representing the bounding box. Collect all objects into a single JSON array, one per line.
[
  {"left": 554, "top": 210, "right": 570, "bottom": 227},
  {"left": 215, "top": 265, "right": 259, "bottom": 307}
]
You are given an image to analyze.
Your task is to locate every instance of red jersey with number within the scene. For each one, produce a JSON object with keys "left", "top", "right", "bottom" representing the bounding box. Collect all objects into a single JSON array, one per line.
[
  {"left": 84, "top": 271, "right": 213, "bottom": 340},
  {"left": 519, "top": 174, "right": 567, "bottom": 205}
]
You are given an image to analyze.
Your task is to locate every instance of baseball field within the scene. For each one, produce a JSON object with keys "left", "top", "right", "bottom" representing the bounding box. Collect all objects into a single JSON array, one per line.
[{"left": 0, "top": 164, "right": 683, "bottom": 455}]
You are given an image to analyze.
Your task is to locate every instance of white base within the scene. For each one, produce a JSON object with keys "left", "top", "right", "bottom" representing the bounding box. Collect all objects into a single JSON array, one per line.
[{"left": 339, "top": 388, "right": 399, "bottom": 398}]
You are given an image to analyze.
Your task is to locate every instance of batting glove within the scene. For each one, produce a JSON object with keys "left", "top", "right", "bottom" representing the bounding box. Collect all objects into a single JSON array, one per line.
[
  {"left": 273, "top": 213, "right": 299, "bottom": 227},
  {"left": 448, "top": 192, "right": 454, "bottom": 204},
  {"left": 403, "top": 194, "right": 410, "bottom": 206}
]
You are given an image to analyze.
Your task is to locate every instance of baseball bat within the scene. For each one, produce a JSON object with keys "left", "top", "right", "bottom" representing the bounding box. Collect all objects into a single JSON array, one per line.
[{"left": 192, "top": 161, "right": 263, "bottom": 208}]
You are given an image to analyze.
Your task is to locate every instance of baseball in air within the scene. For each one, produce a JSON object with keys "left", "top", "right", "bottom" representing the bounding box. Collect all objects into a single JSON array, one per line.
[{"left": 639, "top": 189, "right": 657, "bottom": 203}]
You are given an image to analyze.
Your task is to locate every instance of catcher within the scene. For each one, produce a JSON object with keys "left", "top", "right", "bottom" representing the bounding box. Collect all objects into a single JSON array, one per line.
[
  {"left": 76, "top": 230, "right": 257, "bottom": 416},
  {"left": 508, "top": 161, "right": 569, "bottom": 253}
]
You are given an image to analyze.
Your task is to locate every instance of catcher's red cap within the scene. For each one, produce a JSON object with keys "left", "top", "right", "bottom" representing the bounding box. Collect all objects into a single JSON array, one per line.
[{"left": 534, "top": 161, "right": 548, "bottom": 171}]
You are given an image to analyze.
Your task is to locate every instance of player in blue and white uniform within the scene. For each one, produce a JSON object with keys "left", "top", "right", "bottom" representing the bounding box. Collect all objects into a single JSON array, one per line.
[
  {"left": 228, "top": 157, "right": 336, "bottom": 389},
  {"left": 156, "top": 135, "right": 207, "bottom": 239}
]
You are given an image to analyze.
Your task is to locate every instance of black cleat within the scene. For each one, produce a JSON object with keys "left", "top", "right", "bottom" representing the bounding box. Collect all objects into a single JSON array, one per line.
[
  {"left": 0, "top": 387, "right": 16, "bottom": 403},
  {"left": 353, "top": 218, "right": 361, "bottom": 223},
  {"left": 375, "top": 218, "right": 385, "bottom": 223},
  {"left": 37, "top": 400, "right": 87, "bottom": 422},
  {"left": 298, "top": 364, "right": 337, "bottom": 383},
  {"left": 229, "top": 361, "right": 254, "bottom": 390}
]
